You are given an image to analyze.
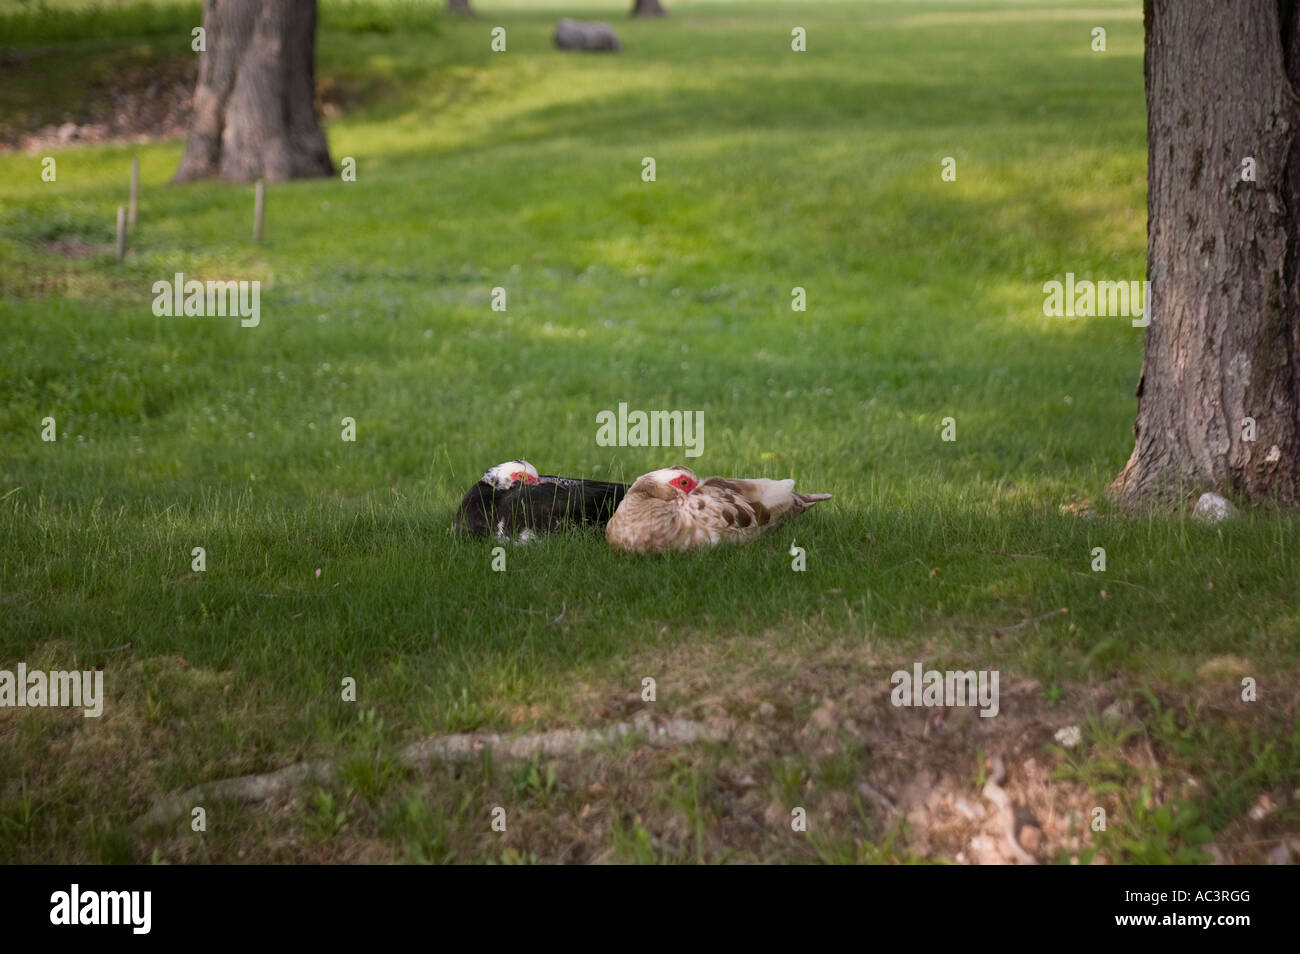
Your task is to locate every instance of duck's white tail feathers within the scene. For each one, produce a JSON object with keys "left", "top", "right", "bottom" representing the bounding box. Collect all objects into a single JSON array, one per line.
[
  {"left": 741, "top": 477, "right": 798, "bottom": 511},
  {"left": 728, "top": 478, "right": 831, "bottom": 516}
]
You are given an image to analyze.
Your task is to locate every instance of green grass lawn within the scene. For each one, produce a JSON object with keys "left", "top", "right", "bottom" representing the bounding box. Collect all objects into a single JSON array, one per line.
[{"left": 1, "top": 0, "right": 1297, "bottom": 864}]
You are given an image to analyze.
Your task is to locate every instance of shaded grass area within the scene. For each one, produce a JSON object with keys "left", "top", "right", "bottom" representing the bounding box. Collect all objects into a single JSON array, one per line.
[
  {"left": 1, "top": 0, "right": 1297, "bottom": 862},
  {"left": 0, "top": 0, "right": 439, "bottom": 45},
  {"left": 0, "top": 0, "right": 436, "bottom": 143}
]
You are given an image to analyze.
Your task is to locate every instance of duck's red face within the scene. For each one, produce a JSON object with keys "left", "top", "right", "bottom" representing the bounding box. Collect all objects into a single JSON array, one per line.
[
  {"left": 670, "top": 474, "right": 698, "bottom": 494},
  {"left": 511, "top": 471, "right": 539, "bottom": 485}
]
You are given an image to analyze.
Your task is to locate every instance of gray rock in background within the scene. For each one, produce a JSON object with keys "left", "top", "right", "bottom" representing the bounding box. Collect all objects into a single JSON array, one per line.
[{"left": 554, "top": 18, "right": 622, "bottom": 52}]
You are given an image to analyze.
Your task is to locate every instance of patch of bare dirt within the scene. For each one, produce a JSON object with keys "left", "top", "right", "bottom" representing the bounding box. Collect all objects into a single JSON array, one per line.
[
  {"left": 640, "top": 644, "right": 1104, "bottom": 864},
  {"left": 4, "top": 54, "right": 197, "bottom": 153},
  {"left": 41, "top": 238, "right": 101, "bottom": 259}
]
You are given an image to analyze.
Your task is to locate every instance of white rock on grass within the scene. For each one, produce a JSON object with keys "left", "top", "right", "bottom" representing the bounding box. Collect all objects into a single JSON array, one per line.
[
  {"left": 1054, "top": 725, "right": 1082, "bottom": 748},
  {"left": 1192, "top": 492, "right": 1236, "bottom": 522}
]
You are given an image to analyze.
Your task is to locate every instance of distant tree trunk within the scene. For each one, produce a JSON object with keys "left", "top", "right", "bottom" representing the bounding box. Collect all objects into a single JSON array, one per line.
[
  {"left": 1109, "top": 0, "right": 1300, "bottom": 507},
  {"left": 447, "top": 0, "right": 474, "bottom": 16},
  {"left": 173, "top": 0, "right": 333, "bottom": 183},
  {"left": 631, "top": 0, "right": 666, "bottom": 17}
]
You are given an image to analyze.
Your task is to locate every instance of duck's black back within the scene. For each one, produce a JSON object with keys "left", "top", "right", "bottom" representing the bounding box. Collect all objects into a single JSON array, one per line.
[
  {"left": 453, "top": 481, "right": 501, "bottom": 538},
  {"left": 454, "top": 476, "right": 628, "bottom": 538}
]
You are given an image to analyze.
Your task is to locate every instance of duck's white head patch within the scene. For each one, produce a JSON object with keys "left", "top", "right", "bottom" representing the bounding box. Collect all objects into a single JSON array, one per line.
[{"left": 482, "top": 459, "right": 540, "bottom": 490}]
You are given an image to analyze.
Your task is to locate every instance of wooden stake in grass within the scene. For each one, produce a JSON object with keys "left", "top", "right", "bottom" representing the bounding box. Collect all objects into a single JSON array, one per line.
[
  {"left": 128, "top": 157, "right": 139, "bottom": 229},
  {"left": 253, "top": 178, "right": 265, "bottom": 244},
  {"left": 115, "top": 205, "right": 126, "bottom": 261}
]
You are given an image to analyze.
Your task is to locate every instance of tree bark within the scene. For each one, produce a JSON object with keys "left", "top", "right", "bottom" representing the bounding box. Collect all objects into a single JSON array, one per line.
[
  {"left": 447, "top": 0, "right": 474, "bottom": 16},
  {"left": 631, "top": 0, "right": 667, "bottom": 17},
  {"left": 1110, "top": 0, "right": 1300, "bottom": 507},
  {"left": 173, "top": 0, "right": 333, "bottom": 183}
]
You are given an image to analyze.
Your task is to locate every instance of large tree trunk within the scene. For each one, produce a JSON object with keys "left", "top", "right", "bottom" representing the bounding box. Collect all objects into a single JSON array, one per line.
[
  {"left": 173, "top": 0, "right": 333, "bottom": 183},
  {"left": 1110, "top": 0, "right": 1300, "bottom": 507},
  {"left": 631, "top": 0, "right": 667, "bottom": 17}
]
